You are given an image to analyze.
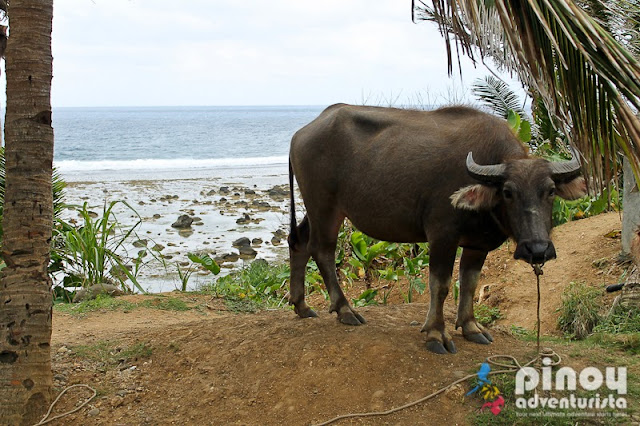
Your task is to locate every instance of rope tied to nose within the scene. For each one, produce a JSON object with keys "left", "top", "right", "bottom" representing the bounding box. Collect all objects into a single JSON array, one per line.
[{"left": 533, "top": 262, "right": 544, "bottom": 357}]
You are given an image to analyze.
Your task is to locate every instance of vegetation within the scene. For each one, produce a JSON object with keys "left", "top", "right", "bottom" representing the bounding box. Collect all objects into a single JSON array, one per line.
[
  {"left": 54, "top": 294, "right": 191, "bottom": 316},
  {"left": 175, "top": 253, "right": 221, "bottom": 292},
  {"left": 199, "top": 260, "right": 290, "bottom": 309},
  {"left": 557, "top": 282, "right": 603, "bottom": 339},
  {"left": 474, "top": 304, "right": 503, "bottom": 326},
  {"left": 557, "top": 281, "right": 640, "bottom": 354},
  {"left": 71, "top": 340, "right": 152, "bottom": 366},
  {"left": 53, "top": 201, "right": 151, "bottom": 294}
]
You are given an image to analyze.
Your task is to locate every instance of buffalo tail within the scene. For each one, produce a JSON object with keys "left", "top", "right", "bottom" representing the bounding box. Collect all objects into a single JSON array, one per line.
[{"left": 288, "top": 159, "right": 298, "bottom": 249}]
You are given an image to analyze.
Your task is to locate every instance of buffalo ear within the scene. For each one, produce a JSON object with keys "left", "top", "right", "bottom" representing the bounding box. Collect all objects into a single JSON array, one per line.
[
  {"left": 450, "top": 184, "right": 499, "bottom": 211},
  {"left": 555, "top": 176, "right": 587, "bottom": 200}
]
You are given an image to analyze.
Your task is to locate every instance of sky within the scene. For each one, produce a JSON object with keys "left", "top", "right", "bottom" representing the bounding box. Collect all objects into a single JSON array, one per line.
[{"left": 44, "top": 0, "right": 522, "bottom": 107}]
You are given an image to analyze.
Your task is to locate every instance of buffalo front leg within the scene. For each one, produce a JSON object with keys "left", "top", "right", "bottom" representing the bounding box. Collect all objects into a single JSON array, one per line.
[
  {"left": 455, "top": 248, "right": 493, "bottom": 344},
  {"left": 421, "top": 242, "right": 457, "bottom": 354},
  {"left": 288, "top": 216, "right": 317, "bottom": 318}
]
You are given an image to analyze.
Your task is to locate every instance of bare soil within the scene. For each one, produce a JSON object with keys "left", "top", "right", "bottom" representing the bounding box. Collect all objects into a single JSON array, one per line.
[{"left": 50, "top": 212, "right": 632, "bottom": 425}]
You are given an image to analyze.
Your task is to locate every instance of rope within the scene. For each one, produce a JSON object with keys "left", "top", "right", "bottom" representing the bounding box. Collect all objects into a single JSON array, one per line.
[
  {"left": 313, "top": 263, "right": 556, "bottom": 426},
  {"left": 33, "top": 384, "right": 97, "bottom": 426},
  {"left": 533, "top": 263, "right": 544, "bottom": 356}
]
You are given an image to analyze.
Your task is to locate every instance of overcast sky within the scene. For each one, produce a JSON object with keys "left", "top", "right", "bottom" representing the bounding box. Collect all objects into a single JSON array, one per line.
[{"left": 44, "top": 0, "right": 520, "bottom": 107}]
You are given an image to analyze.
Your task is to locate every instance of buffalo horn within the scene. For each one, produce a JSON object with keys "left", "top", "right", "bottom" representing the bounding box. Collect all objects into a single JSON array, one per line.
[
  {"left": 466, "top": 152, "right": 506, "bottom": 183},
  {"left": 549, "top": 148, "right": 581, "bottom": 181}
]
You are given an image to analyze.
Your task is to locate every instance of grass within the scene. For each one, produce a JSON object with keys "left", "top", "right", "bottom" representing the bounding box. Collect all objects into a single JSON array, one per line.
[
  {"left": 71, "top": 340, "right": 152, "bottom": 366},
  {"left": 55, "top": 294, "right": 137, "bottom": 315},
  {"left": 475, "top": 304, "right": 503, "bottom": 326},
  {"left": 556, "top": 282, "right": 603, "bottom": 339},
  {"left": 54, "top": 294, "right": 191, "bottom": 315},
  {"left": 554, "top": 281, "right": 640, "bottom": 354}
]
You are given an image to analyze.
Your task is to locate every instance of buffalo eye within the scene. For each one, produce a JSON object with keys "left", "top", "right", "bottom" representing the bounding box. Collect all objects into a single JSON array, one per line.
[
  {"left": 503, "top": 188, "right": 513, "bottom": 200},
  {"left": 547, "top": 187, "right": 555, "bottom": 197}
]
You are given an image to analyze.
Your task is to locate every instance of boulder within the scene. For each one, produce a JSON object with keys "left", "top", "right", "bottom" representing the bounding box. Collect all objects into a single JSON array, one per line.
[
  {"left": 233, "top": 237, "right": 251, "bottom": 248},
  {"left": 73, "top": 284, "right": 125, "bottom": 303},
  {"left": 238, "top": 246, "right": 258, "bottom": 259},
  {"left": 171, "top": 214, "right": 193, "bottom": 229},
  {"left": 236, "top": 213, "right": 251, "bottom": 225},
  {"left": 132, "top": 239, "right": 148, "bottom": 248}
]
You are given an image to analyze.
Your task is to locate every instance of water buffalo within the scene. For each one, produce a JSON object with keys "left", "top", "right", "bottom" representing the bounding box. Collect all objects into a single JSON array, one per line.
[{"left": 287, "top": 104, "right": 586, "bottom": 354}]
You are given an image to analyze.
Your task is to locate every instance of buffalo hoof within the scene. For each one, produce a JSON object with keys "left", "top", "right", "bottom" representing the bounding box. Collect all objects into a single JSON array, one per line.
[
  {"left": 294, "top": 302, "right": 318, "bottom": 319},
  {"left": 336, "top": 306, "right": 366, "bottom": 325},
  {"left": 465, "top": 332, "right": 492, "bottom": 345},
  {"left": 422, "top": 326, "right": 457, "bottom": 354},
  {"left": 457, "top": 319, "right": 494, "bottom": 345},
  {"left": 426, "top": 339, "right": 457, "bottom": 355}
]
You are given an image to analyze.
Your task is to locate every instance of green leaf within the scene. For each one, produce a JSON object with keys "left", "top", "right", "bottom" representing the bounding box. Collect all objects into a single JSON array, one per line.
[
  {"left": 507, "top": 109, "right": 521, "bottom": 134},
  {"left": 410, "top": 278, "right": 426, "bottom": 295},
  {"left": 517, "top": 119, "right": 532, "bottom": 143},
  {"left": 188, "top": 253, "right": 221, "bottom": 275}
]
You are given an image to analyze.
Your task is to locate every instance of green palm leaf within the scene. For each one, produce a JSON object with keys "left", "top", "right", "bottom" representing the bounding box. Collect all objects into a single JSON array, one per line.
[{"left": 472, "top": 75, "right": 527, "bottom": 119}]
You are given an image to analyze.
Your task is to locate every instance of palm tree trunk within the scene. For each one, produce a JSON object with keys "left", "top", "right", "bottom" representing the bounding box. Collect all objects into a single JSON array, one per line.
[
  {"left": 623, "top": 157, "right": 640, "bottom": 256},
  {"left": 0, "top": 1, "right": 54, "bottom": 424}
]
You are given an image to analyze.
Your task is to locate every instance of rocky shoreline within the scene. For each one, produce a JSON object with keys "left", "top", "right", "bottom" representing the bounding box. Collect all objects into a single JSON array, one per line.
[{"left": 62, "top": 170, "right": 299, "bottom": 293}]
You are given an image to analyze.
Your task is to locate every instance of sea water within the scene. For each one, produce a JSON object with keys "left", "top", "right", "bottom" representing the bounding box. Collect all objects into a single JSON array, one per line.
[{"left": 53, "top": 105, "right": 325, "bottom": 181}]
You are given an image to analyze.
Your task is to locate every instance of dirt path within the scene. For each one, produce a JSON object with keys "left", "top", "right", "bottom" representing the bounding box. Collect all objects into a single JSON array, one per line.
[{"left": 49, "top": 212, "right": 632, "bottom": 425}]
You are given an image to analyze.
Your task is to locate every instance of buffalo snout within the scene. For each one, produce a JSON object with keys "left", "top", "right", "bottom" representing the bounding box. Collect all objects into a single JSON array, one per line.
[{"left": 514, "top": 240, "right": 556, "bottom": 264}]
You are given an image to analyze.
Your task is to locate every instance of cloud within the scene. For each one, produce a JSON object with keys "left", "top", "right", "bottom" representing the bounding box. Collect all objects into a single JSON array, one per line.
[{"left": 48, "top": 0, "right": 514, "bottom": 106}]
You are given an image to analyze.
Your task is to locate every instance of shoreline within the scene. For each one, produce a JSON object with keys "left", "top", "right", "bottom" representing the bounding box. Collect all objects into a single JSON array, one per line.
[{"left": 60, "top": 163, "right": 296, "bottom": 293}]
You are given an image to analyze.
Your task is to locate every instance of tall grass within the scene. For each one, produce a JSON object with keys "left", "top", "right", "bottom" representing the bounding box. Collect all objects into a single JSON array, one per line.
[{"left": 557, "top": 282, "right": 603, "bottom": 339}]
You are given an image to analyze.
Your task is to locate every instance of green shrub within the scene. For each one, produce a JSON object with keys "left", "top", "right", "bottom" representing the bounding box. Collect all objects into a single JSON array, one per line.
[
  {"left": 557, "top": 282, "right": 602, "bottom": 339},
  {"left": 201, "top": 260, "right": 289, "bottom": 308}
]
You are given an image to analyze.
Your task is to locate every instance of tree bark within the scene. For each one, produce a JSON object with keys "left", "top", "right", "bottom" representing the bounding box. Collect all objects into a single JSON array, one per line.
[
  {"left": 0, "top": 1, "right": 55, "bottom": 424},
  {"left": 623, "top": 158, "right": 640, "bottom": 256}
]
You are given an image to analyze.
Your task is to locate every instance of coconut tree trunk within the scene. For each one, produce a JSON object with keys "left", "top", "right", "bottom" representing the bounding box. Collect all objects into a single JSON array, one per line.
[
  {"left": 0, "top": 1, "right": 55, "bottom": 424},
  {"left": 623, "top": 157, "right": 640, "bottom": 256}
]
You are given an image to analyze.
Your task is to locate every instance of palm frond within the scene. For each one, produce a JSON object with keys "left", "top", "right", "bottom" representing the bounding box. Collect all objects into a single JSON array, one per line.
[
  {"left": 415, "top": 0, "right": 640, "bottom": 191},
  {"left": 472, "top": 75, "right": 527, "bottom": 119}
]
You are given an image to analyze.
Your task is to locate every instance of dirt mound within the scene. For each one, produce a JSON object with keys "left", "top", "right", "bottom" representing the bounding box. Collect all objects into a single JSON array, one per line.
[{"left": 49, "top": 212, "right": 629, "bottom": 425}]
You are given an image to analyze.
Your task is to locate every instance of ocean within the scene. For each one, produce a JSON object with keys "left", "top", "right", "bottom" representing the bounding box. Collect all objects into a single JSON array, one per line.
[{"left": 53, "top": 105, "right": 326, "bottom": 181}]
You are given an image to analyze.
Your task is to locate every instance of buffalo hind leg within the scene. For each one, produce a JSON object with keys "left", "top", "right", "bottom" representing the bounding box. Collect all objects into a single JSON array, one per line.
[
  {"left": 421, "top": 241, "right": 458, "bottom": 354},
  {"left": 309, "top": 213, "right": 364, "bottom": 325},
  {"left": 288, "top": 216, "right": 317, "bottom": 318},
  {"left": 455, "top": 248, "right": 493, "bottom": 344}
]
